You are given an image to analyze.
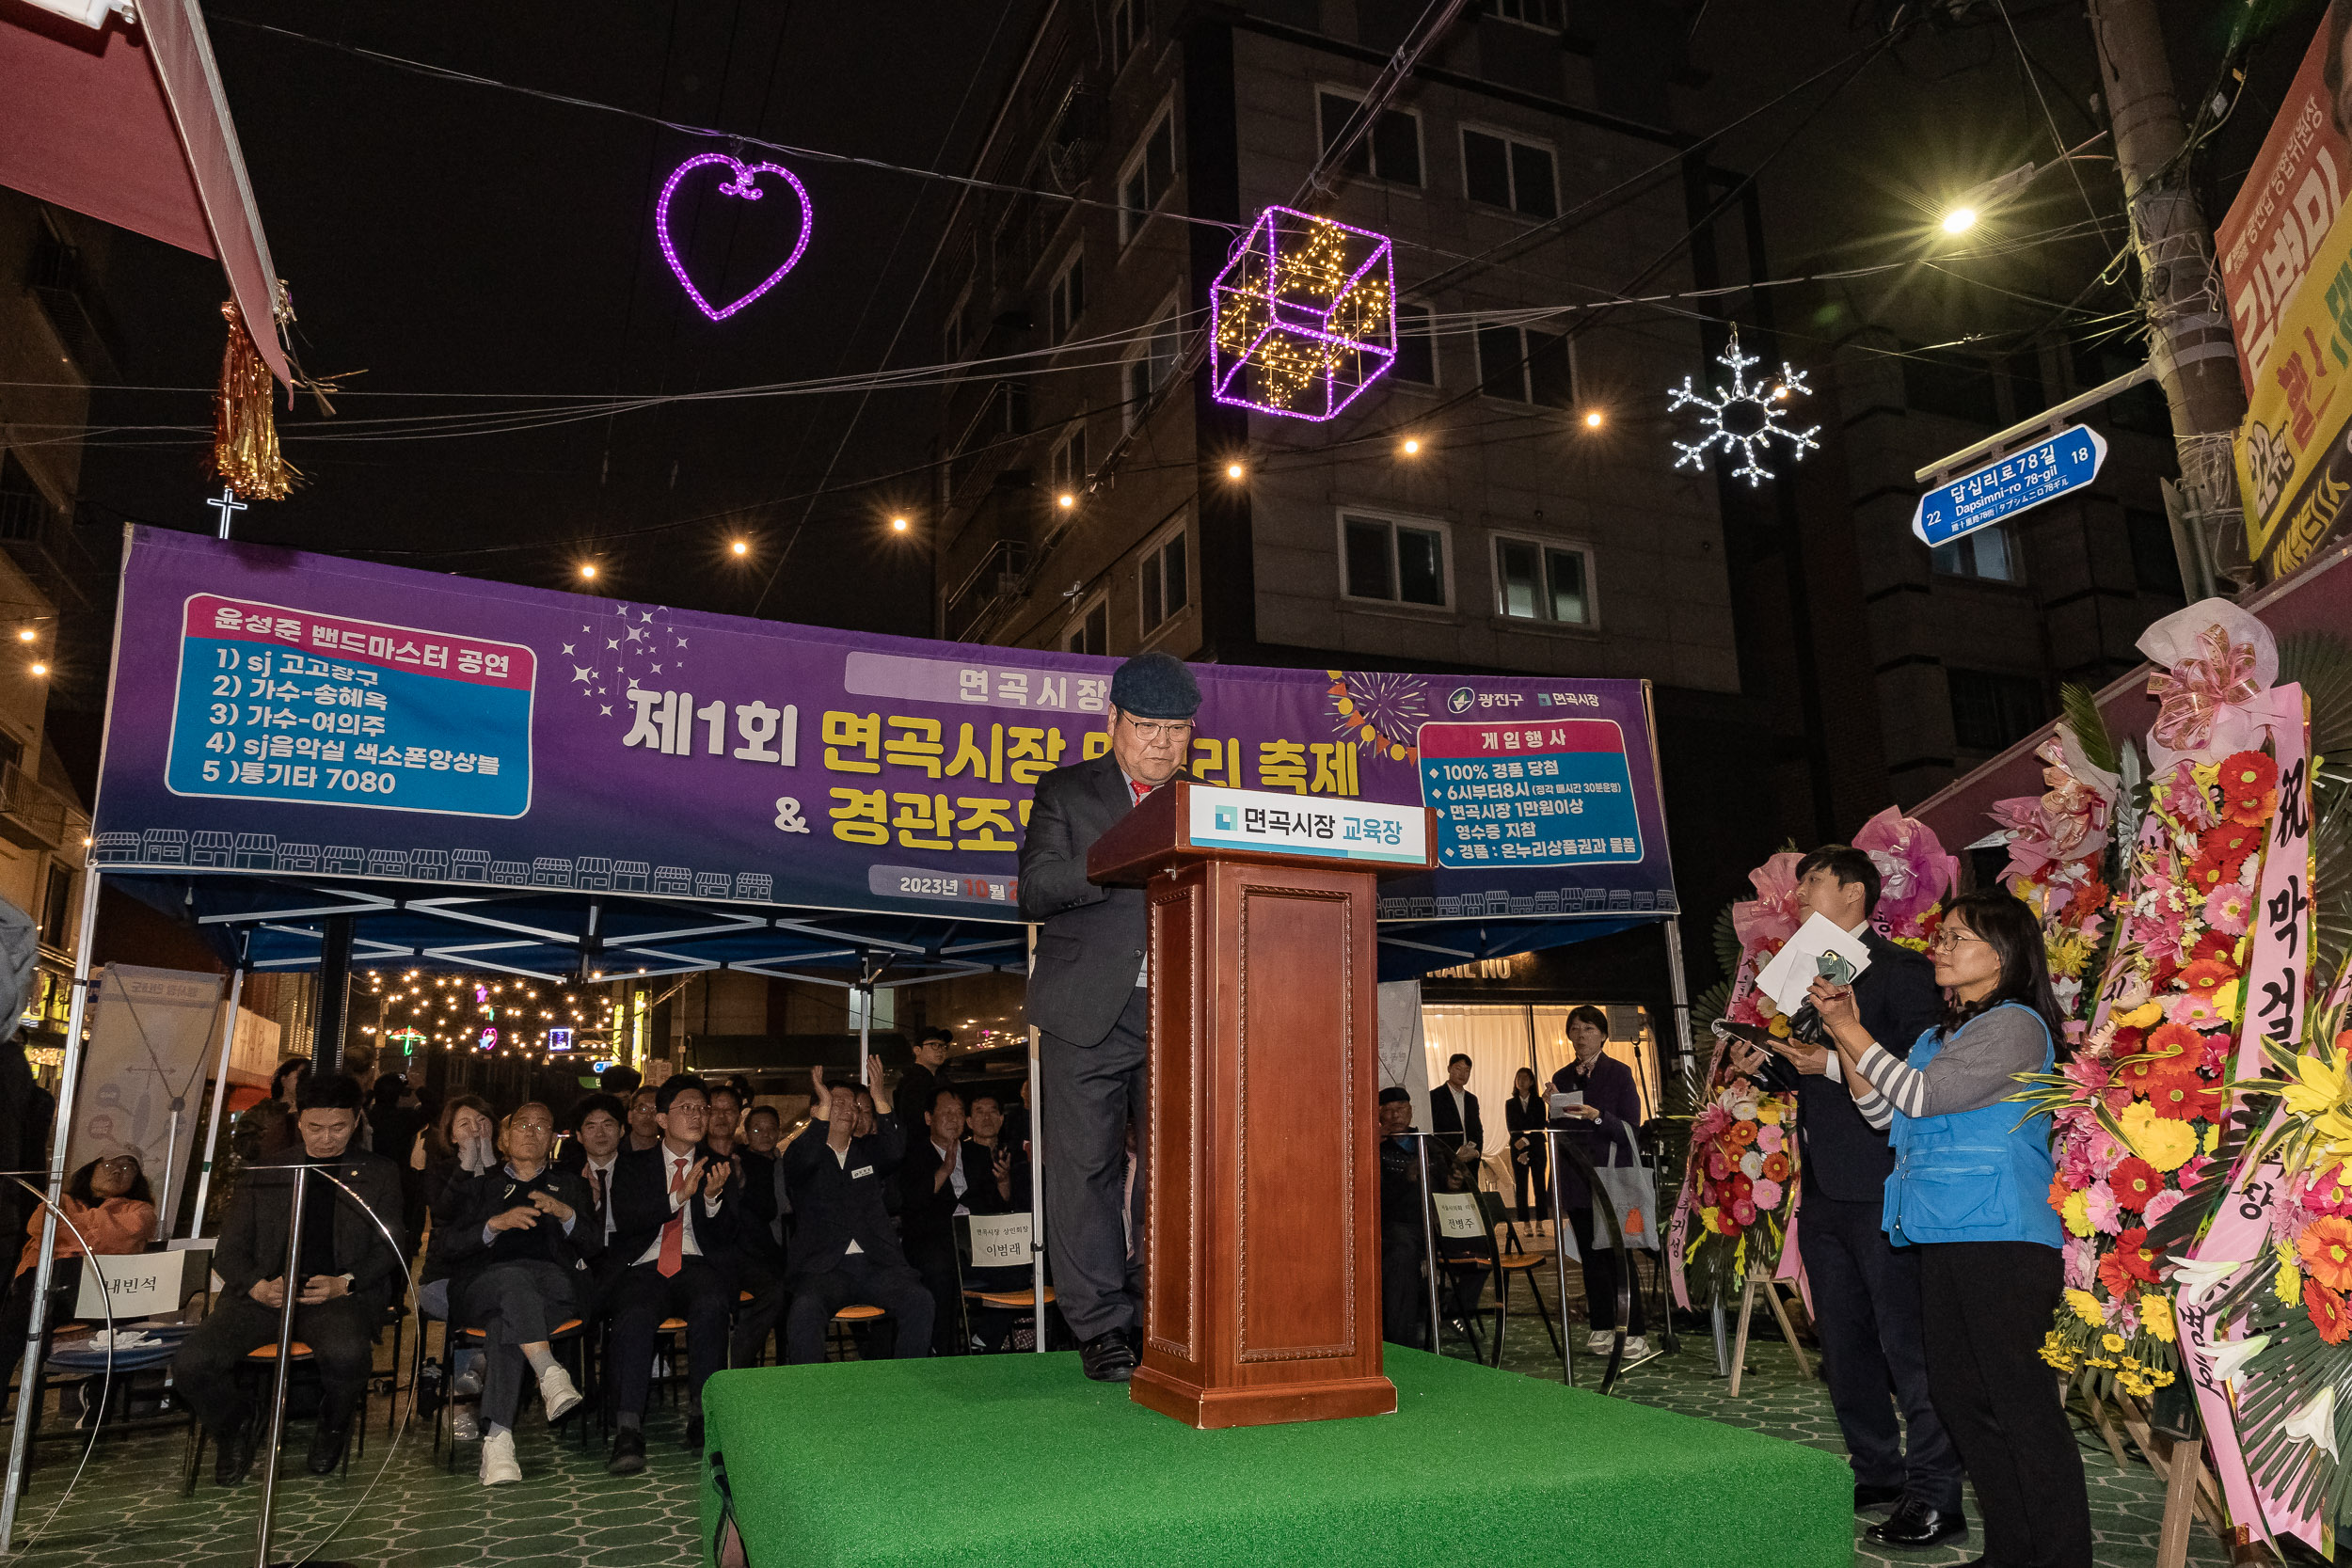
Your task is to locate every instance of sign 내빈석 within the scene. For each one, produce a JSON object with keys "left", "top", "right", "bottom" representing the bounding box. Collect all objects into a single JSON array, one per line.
[{"left": 1911, "top": 424, "right": 2107, "bottom": 547}]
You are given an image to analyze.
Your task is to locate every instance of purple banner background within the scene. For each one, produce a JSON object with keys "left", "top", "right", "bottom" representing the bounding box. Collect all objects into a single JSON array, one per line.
[{"left": 92, "top": 529, "right": 1677, "bottom": 925}]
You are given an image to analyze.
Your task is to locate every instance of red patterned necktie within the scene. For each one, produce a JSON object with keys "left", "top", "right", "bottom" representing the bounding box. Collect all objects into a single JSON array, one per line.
[
  {"left": 657, "top": 1156, "right": 687, "bottom": 1277},
  {"left": 1130, "top": 779, "right": 1150, "bottom": 805}
]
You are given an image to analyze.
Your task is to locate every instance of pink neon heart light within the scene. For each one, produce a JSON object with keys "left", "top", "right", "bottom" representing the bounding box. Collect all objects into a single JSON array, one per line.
[{"left": 655, "top": 152, "right": 815, "bottom": 322}]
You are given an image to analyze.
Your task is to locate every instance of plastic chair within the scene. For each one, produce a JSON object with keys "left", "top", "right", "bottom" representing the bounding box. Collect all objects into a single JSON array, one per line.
[
  {"left": 180, "top": 1340, "right": 367, "bottom": 1494},
  {"left": 825, "top": 1305, "right": 887, "bottom": 1361},
  {"left": 953, "top": 1212, "right": 1057, "bottom": 1353}
]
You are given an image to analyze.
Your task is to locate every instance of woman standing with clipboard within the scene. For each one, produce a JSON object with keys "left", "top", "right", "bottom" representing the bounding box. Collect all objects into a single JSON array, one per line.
[
  {"left": 1809, "top": 889, "right": 2091, "bottom": 1568},
  {"left": 1549, "top": 1006, "right": 1646, "bottom": 1357}
]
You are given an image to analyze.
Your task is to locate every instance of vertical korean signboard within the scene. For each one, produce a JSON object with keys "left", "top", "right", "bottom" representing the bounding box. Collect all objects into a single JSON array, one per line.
[{"left": 2227, "top": 5, "right": 2352, "bottom": 581}]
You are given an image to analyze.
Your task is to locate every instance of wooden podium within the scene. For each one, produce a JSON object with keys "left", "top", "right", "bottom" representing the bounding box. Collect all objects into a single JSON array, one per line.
[{"left": 1087, "top": 780, "right": 1437, "bottom": 1429}]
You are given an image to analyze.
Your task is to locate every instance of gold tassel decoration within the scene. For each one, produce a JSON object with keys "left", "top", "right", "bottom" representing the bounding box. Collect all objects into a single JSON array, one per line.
[{"left": 213, "top": 300, "right": 296, "bottom": 499}]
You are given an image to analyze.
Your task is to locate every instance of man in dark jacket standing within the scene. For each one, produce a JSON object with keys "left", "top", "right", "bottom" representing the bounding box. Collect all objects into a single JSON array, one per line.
[
  {"left": 1015, "top": 652, "right": 1199, "bottom": 1383},
  {"left": 173, "top": 1072, "right": 405, "bottom": 1484},
  {"left": 1749, "top": 845, "right": 1961, "bottom": 1550},
  {"left": 779, "top": 1063, "right": 932, "bottom": 1364}
]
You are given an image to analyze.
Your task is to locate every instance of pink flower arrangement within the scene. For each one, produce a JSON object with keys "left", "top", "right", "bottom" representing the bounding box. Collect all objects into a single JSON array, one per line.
[
  {"left": 1751, "top": 1179, "right": 1784, "bottom": 1211},
  {"left": 2203, "top": 882, "right": 2253, "bottom": 935},
  {"left": 1853, "top": 807, "right": 1961, "bottom": 936},
  {"left": 2167, "top": 990, "right": 2228, "bottom": 1028},
  {"left": 2085, "top": 1183, "right": 2122, "bottom": 1235},
  {"left": 1756, "top": 1124, "right": 1785, "bottom": 1155}
]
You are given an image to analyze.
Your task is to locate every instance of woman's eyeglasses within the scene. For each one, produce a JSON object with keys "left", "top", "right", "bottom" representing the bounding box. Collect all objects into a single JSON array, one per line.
[{"left": 1926, "top": 930, "right": 1987, "bottom": 956}]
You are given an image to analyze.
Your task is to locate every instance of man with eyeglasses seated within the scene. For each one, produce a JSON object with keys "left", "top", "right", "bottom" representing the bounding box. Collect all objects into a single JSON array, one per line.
[
  {"left": 174, "top": 1072, "right": 405, "bottom": 1485},
  {"left": 1016, "top": 651, "right": 1199, "bottom": 1384}
]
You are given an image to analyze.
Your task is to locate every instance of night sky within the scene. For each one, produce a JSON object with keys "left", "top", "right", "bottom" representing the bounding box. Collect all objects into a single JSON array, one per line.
[{"left": 80, "top": 1, "right": 1045, "bottom": 638}]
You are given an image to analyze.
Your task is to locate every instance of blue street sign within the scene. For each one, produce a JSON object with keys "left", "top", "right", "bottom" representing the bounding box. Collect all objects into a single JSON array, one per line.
[{"left": 1912, "top": 423, "right": 2107, "bottom": 547}]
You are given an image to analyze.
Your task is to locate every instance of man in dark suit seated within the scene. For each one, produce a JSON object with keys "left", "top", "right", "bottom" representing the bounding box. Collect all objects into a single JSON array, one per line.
[
  {"left": 173, "top": 1071, "right": 405, "bottom": 1484},
  {"left": 726, "top": 1104, "right": 793, "bottom": 1370},
  {"left": 1016, "top": 651, "right": 1199, "bottom": 1383},
  {"left": 1428, "top": 1053, "right": 1485, "bottom": 1185},
  {"left": 896, "top": 1085, "right": 1009, "bottom": 1354},
  {"left": 601, "top": 1073, "right": 735, "bottom": 1476},
  {"left": 779, "top": 1063, "right": 933, "bottom": 1365},
  {"left": 1740, "top": 844, "right": 1962, "bottom": 1550}
]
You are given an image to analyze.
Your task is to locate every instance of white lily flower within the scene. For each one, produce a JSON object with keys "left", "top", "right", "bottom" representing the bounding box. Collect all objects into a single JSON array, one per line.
[
  {"left": 2283, "top": 1388, "right": 2340, "bottom": 1459},
  {"left": 2169, "top": 1256, "right": 2249, "bottom": 1304},
  {"left": 2203, "top": 1335, "right": 2270, "bottom": 1386}
]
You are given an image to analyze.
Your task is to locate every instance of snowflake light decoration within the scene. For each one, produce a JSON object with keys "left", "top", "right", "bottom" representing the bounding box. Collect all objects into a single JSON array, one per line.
[{"left": 1667, "top": 327, "right": 1820, "bottom": 487}]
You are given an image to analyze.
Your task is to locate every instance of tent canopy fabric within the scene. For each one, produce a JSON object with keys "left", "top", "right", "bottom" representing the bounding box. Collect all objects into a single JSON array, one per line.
[
  {"left": 110, "top": 870, "right": 1659, "bottom": 989},
  {"left": 0, "top": 0, "right": 291, "bottom": 385},
  {"left": 1911, "top": 534, "right": 2352, "bottom": 854}
]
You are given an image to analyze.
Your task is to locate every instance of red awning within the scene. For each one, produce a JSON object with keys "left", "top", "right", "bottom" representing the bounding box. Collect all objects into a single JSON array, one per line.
[
  {"left": 0, "top": 0, "right": 290, "bottom": 387},
  {"left": 1912, "top": 536, "right": 2352, "bottom": 850}
]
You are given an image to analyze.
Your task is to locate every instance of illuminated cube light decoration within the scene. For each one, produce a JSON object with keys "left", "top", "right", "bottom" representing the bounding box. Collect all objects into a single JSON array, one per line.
[{"left": 1210, "top": 208, "right": 1396, "bottom": 421}]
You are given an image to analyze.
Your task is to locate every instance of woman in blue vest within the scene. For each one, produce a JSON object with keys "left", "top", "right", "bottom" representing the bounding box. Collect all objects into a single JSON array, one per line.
[{"left": 1807, "top": 888, "right": 2090, "bottom": 1568}]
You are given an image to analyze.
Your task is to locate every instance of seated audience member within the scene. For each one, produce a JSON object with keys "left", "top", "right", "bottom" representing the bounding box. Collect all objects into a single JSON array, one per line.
[
  {"left": 1374, "top": 1087, "right": 1480, "bottom": 1348},
  {"left": 896, "top": 1086, "right": 1006, "bottom": 1354},
  {"left": 705, "top": 1082, "right": 744, "bottom": 1157},
  {"left": 340, "top": 1042, "right": 381, "bottom": 1134},
  {"left": 964, "top": 1090, "right": 1025, "bottom": 1210},
  {"left": 729, "top": 1104, "right": 791, "bottom": 1368},
  {"left": 437, "top": 1102, "right": 595, "bottom": 1485},
  {"left": 604, "top": 1074, "right": 736, "bottom": 1475},
  {"left": 231, "top": 1057, "right": 310, "bottom": 1165},
  {"left": 412, "top": 1094, "right": 498, "bottom": 1436},
  {"left": 623, "top": 1085, "right": 663, "bottom": 1153},
  {"left": 174, "top": 1073, "right": 405, "bottom": 1484},
  {"left": 780, "top": 1064, "right": 932, "bottom": 1365},
  {"left": 556, "top": 1093, "right": 627, "bottom": 1247},
  {"left": 0, "top": 1155, "right": 156, "bottom": 1387},
  {"left": 369, "top": 1076, "right": 428, "bottom": 1194}
]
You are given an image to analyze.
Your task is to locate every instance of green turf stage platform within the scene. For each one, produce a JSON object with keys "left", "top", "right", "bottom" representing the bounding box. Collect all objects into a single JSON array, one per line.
[{"left": 699, "top": 1348, "right": 1850, "bottom": 1568}]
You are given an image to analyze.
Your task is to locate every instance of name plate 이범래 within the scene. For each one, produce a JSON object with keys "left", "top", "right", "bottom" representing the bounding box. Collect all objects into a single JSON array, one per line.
[{"left": 1184, "top": 785, "right": 1426, "bottom": 865}]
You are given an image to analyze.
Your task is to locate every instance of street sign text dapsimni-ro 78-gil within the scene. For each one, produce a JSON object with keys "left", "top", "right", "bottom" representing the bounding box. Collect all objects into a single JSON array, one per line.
[{"left": 1912, "top": 423, "right": 2107, "bottom": 547}]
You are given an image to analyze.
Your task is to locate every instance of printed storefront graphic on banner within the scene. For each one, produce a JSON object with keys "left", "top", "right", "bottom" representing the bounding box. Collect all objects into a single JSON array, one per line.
[
  {"left": 2218, "top": 2, "right": 2349, "bottom": 395},
  {"left": 93, "top": 530, "right": 1677, "bottom": 923}
]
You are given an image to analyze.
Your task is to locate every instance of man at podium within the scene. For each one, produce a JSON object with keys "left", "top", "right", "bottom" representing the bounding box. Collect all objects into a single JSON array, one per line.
[{"left": 1017, "top": 651, "right": 1201, "bottom": 1384}]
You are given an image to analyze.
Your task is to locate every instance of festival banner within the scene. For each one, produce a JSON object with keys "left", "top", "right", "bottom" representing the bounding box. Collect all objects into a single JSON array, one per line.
[
  {"left": 64, "top": 965, "right": 225, "bottom": 1237},
  {"left": 2218, "top": 4, "right": 2350, "bottom": 395},
  {"left": 91, "top": 529, "right": 1678, "bottom": 924}
]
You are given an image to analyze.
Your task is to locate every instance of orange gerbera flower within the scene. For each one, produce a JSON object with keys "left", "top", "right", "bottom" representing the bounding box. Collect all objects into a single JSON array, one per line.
[
  {"left": 2147, "top": 1074, "right": 2222, "bottom": 1122},
  {"left": 2178, "top": 958, "right": 2238, "bottom": 995},
  {"left": 2219, "top": 752, "right": 2280, "bottom": 826},
  {"left": 2310, "top": 1279, "right": 2352, "bottom": 1345},
  {"left": 1725, "top": 1120, "right": 1757, "bottom": 1147},
  {"left": 2301, "top": 1215, "right": 2352, "bottom": 1291},
  {"left": 2200, "top": 821, "right": 2263, "bottom": 869},
  {"left": 2190, "top": 928, "right": 2241, "bottom": 967}
]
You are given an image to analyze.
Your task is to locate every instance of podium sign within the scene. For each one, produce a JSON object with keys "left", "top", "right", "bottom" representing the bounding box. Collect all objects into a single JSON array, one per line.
[{"left": 1089, "top": 781, "right": 1436, "bottom": 1429}]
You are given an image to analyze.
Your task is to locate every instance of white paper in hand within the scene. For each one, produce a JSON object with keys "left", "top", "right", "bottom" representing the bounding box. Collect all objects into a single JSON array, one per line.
[{"left": 1753, "top": 913, "right": 1873, "bottom": 1017}]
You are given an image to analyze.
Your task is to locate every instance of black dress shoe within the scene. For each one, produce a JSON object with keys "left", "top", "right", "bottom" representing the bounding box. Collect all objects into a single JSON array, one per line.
[
  {"left": 305, "top": 1419, "right": 348, "bottom": 1476},
  {"left": 1866, "top": 1500, "right": 1967, "bottom": 1549},
  {"left": 214, "top": 1424, "right": 255, "bottom": 1487},
  {"left": 682, "top": 1414, "right": 706, "bottom": 1452},
  {"left": 1854, "top": 1482, "right": 1905, "bottom": 1513},
  {"left": 607, "top": 1428, "right": 647, "bottom": 1476},
  {"left": 1079, "top": 1330, "right": 1136, "bottom": 1383}
]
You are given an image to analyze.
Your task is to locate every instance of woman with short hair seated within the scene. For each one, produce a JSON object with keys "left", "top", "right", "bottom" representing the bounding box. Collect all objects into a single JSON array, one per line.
[
  {"left": 0, "top": 1155, "right": 156, "bottom": 1386},
  {"left": 435, "top": 1101, "right": 596, "bottom": 1485}
]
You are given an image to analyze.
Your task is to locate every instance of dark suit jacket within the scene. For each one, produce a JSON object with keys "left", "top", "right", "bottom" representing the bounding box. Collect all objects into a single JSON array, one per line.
[
  {"left": 733, "top": 1148, "right": 790, "bottom": 1265},
  {"left": 1019, "top": 753, "right": 1180, "bottom": 1048},
  {"left": 895, "top": 1136, "right": 1009, "bottom": 1255},
  {"left": 1549, "top": 1053, "right": 1644, "bottom": 1208},
  {"left": 607, "top": 1142, "right": 738, "bottom": 1272},
  {"left": 433, "top": 1164, "right": 601, "bottom": 1288},
  {"left": 781, "top": 1116, "right": 912, "bottom": 1282},
  {"left": 217, "top": 1149, "right": 406, "bottom": 1302},
  {"left": 1760, "top": 928, "right": 1945, "bottom": 1202},
  {"left": 1428, "top": 1085, "right": 1484, "bottom": 1156}
]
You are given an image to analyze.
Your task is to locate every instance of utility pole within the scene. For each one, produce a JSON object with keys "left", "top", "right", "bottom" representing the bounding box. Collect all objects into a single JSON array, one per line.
[{"left": 2086, "top": 0, "right": 2252, "bottom": 585}]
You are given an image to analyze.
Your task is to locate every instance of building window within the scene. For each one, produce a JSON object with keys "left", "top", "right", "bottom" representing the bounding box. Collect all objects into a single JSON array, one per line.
[
  {"left": 1315, "top": 91, "right": 1422, "bottom": 186},
  {"left": 1341, "top": 512, "right": 1450, "bottom": 609},
  {"left": 1486, "top": 0, "right": 1565, "bottom": 25},
  {"left": 1930, "top": 524, "right": 2020, "bottom": 583},
  {"left": 39, "top": 865, "right": 69, "bottom": 951},
  {"left": 1119, "top": 110, "right": 1178, "bottom": 245},
  {"left": 1140, "top": 527, "right": 1189, "bottom": 635},
  {"left": 1947, "top": 668, "right": 2045, "bottom": 752},
  {"left": 1901, "top": 347, "right": 2000, "bottom": 425},
  {"left": 1110, "top": 0, "right": 1139, "bottom": 63},
  {"left": 1492, "top": 534, "right": 1592, "bottom": 625},
  {"left": 2126, "top": 507, "right": 2185, "bottom": 597},
  {"left": 1474, "top": 322, "right": 1572, "bottom": 406},
  {"left": 1066, "top": 594, "right": 1108, "bottom": 656},
  {"left": 1461, "top": 128, "right": 1557, "bottom": 219},
  {"left": 1050, "top": 425, "right": 1088, "bottom": 499},
  {"left": 1122, "top": 309, "right": 1181, "bottom": 429},
  {"left": 1393, "top": 303, "right": 1437, "bottom": 386},
  {"left": 1049, "top": 251, "right": 1085, "bottom": 344}
]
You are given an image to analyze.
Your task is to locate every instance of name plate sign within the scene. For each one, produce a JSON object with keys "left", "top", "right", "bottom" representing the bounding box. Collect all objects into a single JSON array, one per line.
[{"left": 1184, "top": 785, "right": 1427, "bottom": 864}]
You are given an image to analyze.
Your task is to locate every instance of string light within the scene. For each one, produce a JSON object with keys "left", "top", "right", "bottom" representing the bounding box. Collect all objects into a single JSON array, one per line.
[
  {"left": 730, "top": 539, "right": 749, "bottom": 556},
  {"left": 1209, "top": 207, "right": 1395, "bottom": 421},
  {"left": 1666, "top": 326, "right": 1820, "bottom": 487},
  {"left": 579, "top": 563, "right": 598, "bottom": 580},
  {"left": 656, "top": 153, "right": 814, "bottom": 322}
]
